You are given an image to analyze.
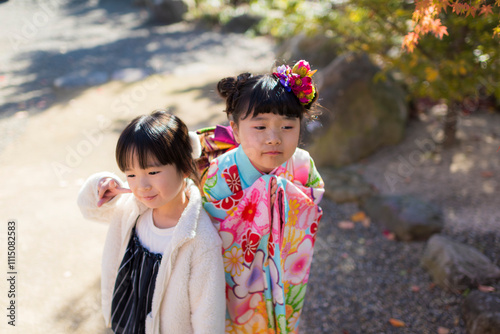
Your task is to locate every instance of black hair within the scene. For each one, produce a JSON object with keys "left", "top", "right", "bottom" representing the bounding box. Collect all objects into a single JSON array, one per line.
[
  {"left": 217, "top": 71, "right": 318, "bottom": 124},
  {"left": 115, "top": 110, "right": 200, "bottom": 185}
]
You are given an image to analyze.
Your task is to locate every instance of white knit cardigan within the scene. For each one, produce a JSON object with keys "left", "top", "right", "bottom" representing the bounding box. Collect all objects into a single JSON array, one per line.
[{"left": 77, "top": 172, "right": 225, "bottom": 334}]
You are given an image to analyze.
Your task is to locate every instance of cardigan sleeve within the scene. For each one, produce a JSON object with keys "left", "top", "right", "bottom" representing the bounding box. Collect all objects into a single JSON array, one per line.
[
  {"left": 188, "top": 232, "right": 225, "bottom": 334},
  {"left": 77, "top": 171, "right": 135, "bottom": 223}
]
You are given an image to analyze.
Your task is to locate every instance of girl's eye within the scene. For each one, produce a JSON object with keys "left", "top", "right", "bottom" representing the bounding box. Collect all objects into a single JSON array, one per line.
[
  {"left": 149, "top": 171, "right": 160, "bottom": 175},
  {"left": 254, "top": 126, "right": 265, "bottom": 130},
  {"left": 126, "top": 174, "right": 135, "bottom": 178},
  {"left": 283, "top": 126, "right": 294, "bottom": 130}
]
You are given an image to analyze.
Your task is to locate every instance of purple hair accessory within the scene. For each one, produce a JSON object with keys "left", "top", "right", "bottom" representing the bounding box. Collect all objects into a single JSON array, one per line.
[{"left": 273, "top": 60, "right": 317, "bottom": 105}]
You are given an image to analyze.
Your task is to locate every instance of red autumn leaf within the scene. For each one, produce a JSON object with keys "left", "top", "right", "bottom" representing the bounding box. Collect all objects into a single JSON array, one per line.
[
  {"left": 438, "top": 327, "right": 450, "bottom": 334},
  {"left": 383, "top": 230, "right": 396, "bottom": 240},
  {"left": 480, "top": 4, "right": 493, "bottom": 16},
  {"left": 481, "top": 171, "right": 494, "bottom": 178},
  {"left": 434, "top": 24, "right": 448, "bottom": 39},
  {"left": 338, "top": 221, "right": 355, "bottom": 229},
  {"left": 389, "top": 318, "right": 406, "bottom": 327},
  {"left": 478, "top": 285, "right": 496, "bottom": 292},
  {"left": 411, "top": 285, "right": 421, "bottom": 292}
]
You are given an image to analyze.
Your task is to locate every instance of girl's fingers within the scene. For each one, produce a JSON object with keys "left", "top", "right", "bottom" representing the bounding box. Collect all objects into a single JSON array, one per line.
[
  {"left": 97, "top": 197, "right": 108, "bottom": 207},
  {"left": 116, "top": 187, "right": 132, "bottom": 194},
  {"left": 98, "top": 179, "right": 111, "bottom": 200}
]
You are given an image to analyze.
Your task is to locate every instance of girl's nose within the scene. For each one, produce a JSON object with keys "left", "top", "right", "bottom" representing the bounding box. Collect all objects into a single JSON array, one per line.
[
  {"left": 266, "top": 130, "right": 282, "bottom": 145},
  {"left": 138, "top": 178, "right": 151, "bottom": 190}
]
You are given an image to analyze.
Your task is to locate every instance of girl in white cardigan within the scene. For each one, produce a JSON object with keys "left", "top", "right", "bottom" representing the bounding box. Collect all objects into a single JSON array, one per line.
[{"left": 77, "top": 110, "right": 225, "bottom": 334}]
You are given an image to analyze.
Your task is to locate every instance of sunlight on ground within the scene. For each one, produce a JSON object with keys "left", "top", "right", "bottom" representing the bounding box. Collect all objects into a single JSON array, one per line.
[{"left": 449, "top": 152, "right": 474, "bottom": 174}]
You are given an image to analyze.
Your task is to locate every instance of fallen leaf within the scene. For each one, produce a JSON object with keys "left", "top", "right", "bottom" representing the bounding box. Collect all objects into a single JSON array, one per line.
[
  {"left": 481, "top": 171, "right": 494, "bottom": 178},
  {"left": 389, "top": 318, "right": 405, "bottom": 327},
  {"left": 411, "top": 285, "right": 420, "bottom": 292},
  {"left": 478, "top": 285, "right": 496, "bottom": 292},
  {"left": 351, "top": 211, "right": 367, "bottom": 222},
  {"left": 383, "top": 230, "right": 396, "bottom": 240},
  {"left": 437, "top": 326, "right": 450, "bottom": 334},
  {"left": 338, "top": 221, "right": 355, "bottom": 229},
  {"left": 361, "top": 217, "right": 371, "bottom": 228}
]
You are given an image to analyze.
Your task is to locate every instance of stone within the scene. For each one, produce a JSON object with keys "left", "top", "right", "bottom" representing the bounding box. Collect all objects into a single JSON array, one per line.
[
  {"left": 319, "top": 167, "right": 374, "bottom": 203},
  {"left": 462, "top": 291, "right": 500, "bottom": 334},
  {"left": 145, "top": 0, "right": 191, "bottom": 24},
  {"left": 421, "top": 235, "right": 500, "bottom": 292},
  {"left": 360, "top": 194, "right": 443, "bottom": 241},
  {"left": 222, "top": 14, "right": 262, "bottom": 33},
  {"left": 304, "top": 52, "right": 408, "bottom": 167},
  {"left": 276, "top": 33, "right": 340, "bottom": 69}
]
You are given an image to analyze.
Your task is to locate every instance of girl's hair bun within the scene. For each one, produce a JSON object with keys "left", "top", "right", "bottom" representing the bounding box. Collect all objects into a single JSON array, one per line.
[
  {"left": 217, "top": 72, "right": 253, "bottom": 99},
  {"left": 217, "top": 72, "right": 254, "bottom": 115},
  {"left": 217, "top": 76, "right": 237, "bottom": 99}
]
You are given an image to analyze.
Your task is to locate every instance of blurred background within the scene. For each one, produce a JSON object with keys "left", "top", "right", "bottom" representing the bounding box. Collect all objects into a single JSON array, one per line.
[{"left": 0, "top": 0, "right": 499, "bottom": 333}]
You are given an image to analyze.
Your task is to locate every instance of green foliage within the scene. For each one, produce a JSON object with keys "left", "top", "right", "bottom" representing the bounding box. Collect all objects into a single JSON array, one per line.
[{"left": 246, "top": 0, "right": 500, "bottom": 103}]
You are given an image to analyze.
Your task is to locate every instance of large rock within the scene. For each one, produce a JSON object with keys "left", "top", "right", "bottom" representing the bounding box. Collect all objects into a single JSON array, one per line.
[
  {"left": 306, "top": 53, "right": 408, "bottom": 167},
  {"left": 276, "top": 33, "right": 340, "bottom": 68},
  {"left": 319, "top": 167, "right": 374, "bottom": 203},
  {"left": 361, "top": 194, "right": 443, "bottom": 241},
  {"left": 421, "top": 235, "right": 500, "bottom": 292},
  {"left": 145, "top": 0, "right": 192, "bottom": 24},
  {"left": 462, "top": 291, "right": 500, "bottom": 334},
  {"left": 222, "top": 14, "right": 262, "bottom": 33}
]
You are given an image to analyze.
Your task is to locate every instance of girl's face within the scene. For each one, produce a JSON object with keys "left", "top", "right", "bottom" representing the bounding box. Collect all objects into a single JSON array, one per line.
[
  {"left": 124, "top": 153, "right": 187, "bottom": 213},
  {"left": 231, "top": 112, "right": 300, "bottom": 173}
]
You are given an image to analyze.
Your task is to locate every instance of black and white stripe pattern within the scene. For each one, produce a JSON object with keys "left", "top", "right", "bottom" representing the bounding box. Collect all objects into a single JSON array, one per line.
[{"left": 111, "top": 228, "right": 162, "bottom": 334}]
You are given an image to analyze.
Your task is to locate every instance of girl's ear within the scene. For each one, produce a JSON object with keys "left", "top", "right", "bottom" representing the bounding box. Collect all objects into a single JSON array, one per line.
[{"left": 230, "top": 121, "right": 241, "bottom": 144}]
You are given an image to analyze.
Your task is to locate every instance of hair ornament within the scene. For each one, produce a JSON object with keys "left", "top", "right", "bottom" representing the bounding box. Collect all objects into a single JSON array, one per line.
[
  {"left": 189, "top": 131, "right": 202, "bottom": 159},
  {"left": 273, "top": 60, "right": 317, "bottom": 105}
]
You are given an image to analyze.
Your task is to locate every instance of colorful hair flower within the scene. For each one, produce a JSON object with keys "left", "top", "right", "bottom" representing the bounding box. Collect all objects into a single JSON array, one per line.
[
  {"left": 273, "top": 60, "right": 317, "bottom": 105},
  {"left": 274, "top": 65, "right": 292, "bottom": 92}
]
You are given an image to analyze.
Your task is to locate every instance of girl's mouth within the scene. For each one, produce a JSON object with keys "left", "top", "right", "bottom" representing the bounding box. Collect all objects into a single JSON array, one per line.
[
  {"left": 264, "top": 151, "right": 281, "bottom": 155},
  {"left": 142, "top": 195, "right": 157, "bottom": 201}
]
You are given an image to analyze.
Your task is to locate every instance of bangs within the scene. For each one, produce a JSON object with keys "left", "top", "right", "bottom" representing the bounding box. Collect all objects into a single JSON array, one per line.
[
  {"left": 241, "top": 75, "right": 303, "bottom": 120},
  {"left": 116, "top": 113, "right": 185, "bottom": 172},
  {"left": 117, "top": 144, "right": 167, "bottom": 172}
]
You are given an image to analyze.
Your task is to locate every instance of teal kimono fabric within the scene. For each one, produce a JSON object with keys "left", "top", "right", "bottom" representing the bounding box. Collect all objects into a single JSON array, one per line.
[{"left": 203, "top": 146, "right": 324, "bottom": 333}]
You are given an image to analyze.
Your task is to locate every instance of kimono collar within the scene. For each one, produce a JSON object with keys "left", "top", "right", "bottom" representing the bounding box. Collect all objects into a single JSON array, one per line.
[{"left": 234, "top": 146, "right": 287, "bottom": 189}]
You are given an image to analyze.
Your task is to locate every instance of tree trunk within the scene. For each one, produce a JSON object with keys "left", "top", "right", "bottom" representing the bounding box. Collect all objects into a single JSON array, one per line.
[{"left": 443, "top": 101, "right": 459, "bottom": 148}]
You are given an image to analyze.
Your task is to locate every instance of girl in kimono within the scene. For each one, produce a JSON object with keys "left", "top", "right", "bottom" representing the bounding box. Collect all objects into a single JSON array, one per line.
[
  {"left": 202, "top": 61, "right": 325, "bottom": 333},
  {"left": 78, "top": 110, "right": 225, "bottom": 334}
]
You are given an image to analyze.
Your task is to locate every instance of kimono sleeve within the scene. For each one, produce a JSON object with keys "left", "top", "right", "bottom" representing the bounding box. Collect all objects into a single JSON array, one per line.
[
  {"left": 291, "top": 149, "right": 325, "bottom": 205},
  {"left": 202, "top": 158, "right": 243, "bottom": 222}
]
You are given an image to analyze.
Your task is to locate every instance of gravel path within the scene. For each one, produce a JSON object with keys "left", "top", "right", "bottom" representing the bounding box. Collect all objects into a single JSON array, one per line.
[
  {"left": 1, "top": 1, "right": 498, "bottom": 334},
  {"left": 302, "top": 112, "right": 500, "bottom": 333}
]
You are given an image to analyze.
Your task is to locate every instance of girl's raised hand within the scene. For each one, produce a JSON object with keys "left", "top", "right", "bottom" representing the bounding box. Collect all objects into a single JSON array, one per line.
[{"left": 97, "top": 177, "right": 132, "bottom": 207}]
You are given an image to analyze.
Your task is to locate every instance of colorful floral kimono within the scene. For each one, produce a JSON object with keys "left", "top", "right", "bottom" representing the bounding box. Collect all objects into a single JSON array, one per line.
[{"left": 202, "top": 133, "right": 324, "bottom": 334}]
